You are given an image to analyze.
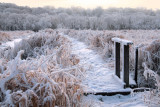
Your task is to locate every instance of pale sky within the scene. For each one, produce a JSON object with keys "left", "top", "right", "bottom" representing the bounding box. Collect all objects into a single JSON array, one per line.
[{"left": 0, "top": 0, "right": 160, "bottom": 9}]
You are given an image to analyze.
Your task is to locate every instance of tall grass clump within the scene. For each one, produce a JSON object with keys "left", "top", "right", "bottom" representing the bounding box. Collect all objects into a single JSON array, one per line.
[{"left": 0, "top": 29, "right": 84, "bottom": 107}]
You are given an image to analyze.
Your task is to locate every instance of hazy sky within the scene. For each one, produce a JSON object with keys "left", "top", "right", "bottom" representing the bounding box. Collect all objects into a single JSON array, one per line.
[{"left": 0, "top": 0, "right": 160, "bottom": 9}]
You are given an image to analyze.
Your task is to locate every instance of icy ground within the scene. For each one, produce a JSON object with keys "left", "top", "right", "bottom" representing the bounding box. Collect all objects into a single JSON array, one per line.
[{"left": 64, "top": 35, "right": 146, "bottom": 106}]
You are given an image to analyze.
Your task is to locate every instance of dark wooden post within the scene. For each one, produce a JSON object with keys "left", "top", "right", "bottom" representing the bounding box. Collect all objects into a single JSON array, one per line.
[
  {"left": 112, "top": 37, "right": 133, "bottom": 88},
  {"left": 123, "top": 45, "right": 129, "bottom": 87},
  {"left": 134, "top": 47, "right": 138, "bottom": 83},
  {"left": 115, "top": 42, "right": 120, "bottom": 78}
]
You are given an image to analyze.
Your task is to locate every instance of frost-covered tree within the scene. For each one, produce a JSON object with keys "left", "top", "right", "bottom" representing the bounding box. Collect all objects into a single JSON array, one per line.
[{"left": 0, "top": 3, "right": 160, "bottom": 31}]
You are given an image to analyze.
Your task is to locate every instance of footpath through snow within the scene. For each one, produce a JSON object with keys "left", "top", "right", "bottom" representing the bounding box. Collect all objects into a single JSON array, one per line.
[
  {"left": 65, "top": 35, "right": 147, "bottom": 107},
  {"left": 64, "top": 35, "right": 147, "bottom": 106},
  {"left": 65, "top": 35, "right": 131, "bottom": 92}
]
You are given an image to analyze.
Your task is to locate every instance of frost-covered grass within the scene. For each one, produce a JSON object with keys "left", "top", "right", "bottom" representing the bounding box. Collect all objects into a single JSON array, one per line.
[
  {"left": 0, "top": 30, "right": 33, "bottom": 44},
  {"left": 0, "top": 29, "right": 159, "bottom": 106},
  {"left": 141, "top": 63, "right": 160, "bottom": 106},
  {"left": 0, "top": 29, "right": 84, "bottom": 107}
]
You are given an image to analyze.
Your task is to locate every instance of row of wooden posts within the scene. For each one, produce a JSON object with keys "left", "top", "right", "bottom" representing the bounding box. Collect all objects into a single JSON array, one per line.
[{"left": 112, "top": 38, "right": 138, "bottom": 88}]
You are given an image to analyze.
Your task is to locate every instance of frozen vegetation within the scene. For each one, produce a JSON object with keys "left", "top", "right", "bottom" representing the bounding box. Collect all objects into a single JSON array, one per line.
[
  {"left": 64, "top": 29, "right": 160, "bottom": 106},
  {"left": 0, "top": 31, "right": 33, "bottom": 44},
  {"left": 1, "top": 3, "right": 160, "bottom": 31},
  {"left": 0, "top": 29, "right": 159, "bottom": 106},
  {"left": 0, "top": 3, "right": 159, "bottom": 106},
  {"left": 64, "top": 29, "right": 160, "bottom": 88},
  {"left": 0, "top": 29, "right": 84, "bottom": 106}
]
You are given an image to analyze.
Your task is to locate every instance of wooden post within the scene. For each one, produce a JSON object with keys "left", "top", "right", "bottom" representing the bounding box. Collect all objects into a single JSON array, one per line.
[
  {"left": 123, "top": 45, "right": 129, "bottom": 87},
  {"left": 115, "top": 42, "right": 120, "bottom": 78},
  {"left": 112, "top": 37, "right": 133, "bottom": 88},
  {"left": 134, "top": 47, "right": 138, "bottom": 83}
]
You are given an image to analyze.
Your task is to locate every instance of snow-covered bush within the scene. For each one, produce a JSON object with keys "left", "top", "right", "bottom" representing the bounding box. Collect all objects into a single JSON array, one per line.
[{"left": 0, "top": 29, "right": 84, "bottom": 106}]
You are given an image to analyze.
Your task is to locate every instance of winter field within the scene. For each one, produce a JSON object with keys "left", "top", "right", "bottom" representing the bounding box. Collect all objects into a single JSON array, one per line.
[{"left": 0, "top": 29, "right": 160, "bottom": 107}]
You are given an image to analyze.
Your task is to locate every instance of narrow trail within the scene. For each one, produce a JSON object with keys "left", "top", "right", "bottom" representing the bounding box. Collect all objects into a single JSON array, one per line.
[{"left": 65, "top": 35, "right": 129, "bottom": 92}]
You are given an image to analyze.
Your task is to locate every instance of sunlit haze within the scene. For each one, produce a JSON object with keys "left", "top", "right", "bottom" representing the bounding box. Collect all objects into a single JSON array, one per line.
[{"left": 0, "top": 0, "right": 160, "bottom": 9}]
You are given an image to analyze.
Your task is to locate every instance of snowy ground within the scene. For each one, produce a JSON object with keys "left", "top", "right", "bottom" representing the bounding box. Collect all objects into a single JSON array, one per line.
[
  {"left": 65, "top": 34, "right": 131, "bottom": 92},
  {"left": 0, "top": 31, "right": 147, "bottom": 107},
  {"left": 64, "top": 34, "right": 147, "bottom": 107},
  {"left": 82, "top": 93, "right": 146, "bottom": 107}
]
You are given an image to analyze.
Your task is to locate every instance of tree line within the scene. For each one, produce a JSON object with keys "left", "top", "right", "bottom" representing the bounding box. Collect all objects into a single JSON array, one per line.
[{"left": 0, "top": 3, "right": 160, "bottom": 31}]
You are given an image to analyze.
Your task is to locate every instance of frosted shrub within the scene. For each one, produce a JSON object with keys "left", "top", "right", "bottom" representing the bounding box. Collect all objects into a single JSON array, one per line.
[
  {"left": 0, "top": 29, "right": 84, "bottom": 107},
  {"left": 2, "top": 3, "right": 160, "bottom": 30},
  {"left": 138, "top": 39, "right": 160, "bottom": 88},
  {"left": 142, "top": 63, "right": 160, "bottom": 106}
]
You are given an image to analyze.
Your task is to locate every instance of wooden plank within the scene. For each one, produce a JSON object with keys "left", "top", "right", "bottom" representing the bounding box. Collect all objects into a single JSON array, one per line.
[
  {"left": 115, "top": 42, "right": 121, "bottom": 78},
  {"left": 123, "top": 45, "right": 129, "bottom": 88},
  {"left": 84, "top": 88, "right": 150, "bottom": 96},
  {"left": 84, "top": 91, "right": 131, "bottom": 96}
]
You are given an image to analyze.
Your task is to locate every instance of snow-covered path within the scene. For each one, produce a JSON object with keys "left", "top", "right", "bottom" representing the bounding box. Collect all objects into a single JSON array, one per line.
[
  {"left": 65, "top": 35, "right": 147, "bottom": 106},
  {"left": 65, "top": 35, "right": 130, "bottom": 92}
]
